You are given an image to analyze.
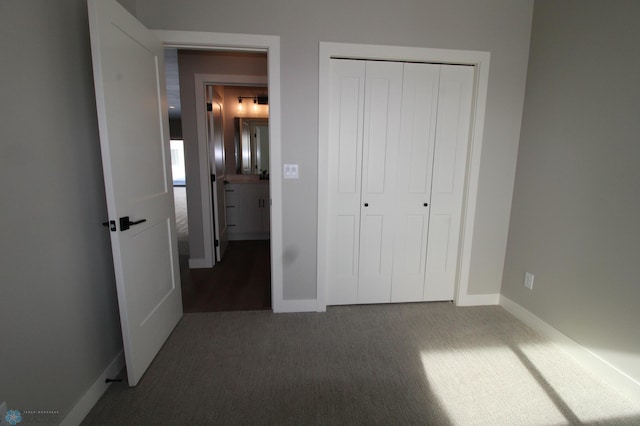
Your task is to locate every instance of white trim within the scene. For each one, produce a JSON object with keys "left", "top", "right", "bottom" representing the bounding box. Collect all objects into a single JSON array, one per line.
[
  {"left": 188, "top": 257, "right": 211, "bottom": 269},
  {"left": 193, "top": 77, "right": 214, "bottom": 268},
  {"left": 500, "top": 295, "right": 640, "bottom": 403},
  {"left": 317, "top": 42, "right": 490, "bottom": 311},
  {"left": 193, "top": 73, "right": 269, "bottom": 269},
  {"left": 456, "top": 293, "right": 500, "bottom": 306},
  {"left": 155, "top": 30, "right": 284, "bottom": 313},
  {"left": 60, "top": 351, "right": 124, "bottom": 426},
  {"left": 274, "top": 299, "right": 319, "bottom": 313}
]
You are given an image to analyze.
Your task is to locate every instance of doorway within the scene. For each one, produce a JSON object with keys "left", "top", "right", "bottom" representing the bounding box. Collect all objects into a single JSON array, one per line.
[
  {"left": 165, "top": 49, "right": 272, "bottom": 312},
  {"left": 155, "top": 30, "right": 285, "bottom": 313}
]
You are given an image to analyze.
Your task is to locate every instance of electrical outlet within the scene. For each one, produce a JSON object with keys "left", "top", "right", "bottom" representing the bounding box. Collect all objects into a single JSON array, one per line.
[{"left": 524, "top": 272, "right": 534, "bottom": 290}]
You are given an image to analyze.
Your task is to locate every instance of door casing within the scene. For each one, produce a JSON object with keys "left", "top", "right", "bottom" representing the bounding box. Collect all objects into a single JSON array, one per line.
[
  {"left": 156, "top": 31, "right": 285, "bottom": 312},
  {"left": 193, "top": 73, "right": 268, "bottom": 268},
  {"left": 317, "top": 42, "right": 491, "bottom": 311}
]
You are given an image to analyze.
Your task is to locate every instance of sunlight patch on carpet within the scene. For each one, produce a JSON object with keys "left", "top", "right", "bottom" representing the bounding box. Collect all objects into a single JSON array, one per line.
[{"left": 420, "top": 342, "right": 639, "bottom": 425}]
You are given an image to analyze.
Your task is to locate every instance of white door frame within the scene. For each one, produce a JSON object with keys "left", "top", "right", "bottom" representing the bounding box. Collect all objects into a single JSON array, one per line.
[
  {"left": 193, "top": 73, "right": 268, "bottom": 268},
  {"left": 317, "top": 42, "right": 491, "bottom": 311},
  {"left": 156, "top": 30, "right": 284, "bottom": 312}
]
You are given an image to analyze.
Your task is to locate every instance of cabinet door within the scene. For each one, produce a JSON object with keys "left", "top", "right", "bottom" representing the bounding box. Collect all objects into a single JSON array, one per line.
[
  {"left": 391, "top": 63, "right": 440, "bottom": 302},
  {"left": 240, "top": 184, "right": 263, "bottom": 234},
  {"left": 357, "top": 61, "right": 403, "bottom": 304}
]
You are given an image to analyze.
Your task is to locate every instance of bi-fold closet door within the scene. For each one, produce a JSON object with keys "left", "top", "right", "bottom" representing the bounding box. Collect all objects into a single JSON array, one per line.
[{"left": 327, "top": 58, "right": 473, "bottom": 306}]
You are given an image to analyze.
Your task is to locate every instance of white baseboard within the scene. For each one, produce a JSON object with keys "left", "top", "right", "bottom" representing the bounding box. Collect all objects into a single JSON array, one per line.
[
  {"left": 60, "top": 350, "right": 125, "bottom": 426},
  {"left": 273, "top": 299, "right": 318, "bottom": 313},
  {"left": 456, "top": 293, "right": 500, "bottom": 306},
  {"left": 500, "top": 295, "right": 640, "bottom": 403},
  {"left": 189, "top": 258, "right": 211, "bottom": 269}
]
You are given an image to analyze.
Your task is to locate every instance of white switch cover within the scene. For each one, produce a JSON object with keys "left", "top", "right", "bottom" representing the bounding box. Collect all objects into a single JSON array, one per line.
[
  {"left": 524, "top": 272, "right": 534, "bottom": 290},
  {"left": 283, "top": 164, "right": 299, "bottom": 179}
]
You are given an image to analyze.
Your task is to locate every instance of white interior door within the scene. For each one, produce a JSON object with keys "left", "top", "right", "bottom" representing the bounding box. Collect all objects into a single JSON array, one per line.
[
  {"left": 88, "top": 0, "right": 183, "bottom": 386},
  {"left": 326, "top": 59, "right": 474, "bottom": 306},
  {"left": 424, "top": 65, "right": 474, "bottom": 301},
  {"left": 207, "top": 86, "right": 228, "bottom": 261},
  {"left": 390, "top": 63, "right": 440, "bottom": 302},
  {"left": 327, "top": 59, "right": 365, "bottom": 305},
  {"left": 357, "top": 61, "right": 403, "bottom": 304}
]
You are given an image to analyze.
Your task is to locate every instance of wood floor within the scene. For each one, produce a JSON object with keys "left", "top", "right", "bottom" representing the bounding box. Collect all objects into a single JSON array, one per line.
[
  {"left": 173, "top": 187, "right": 270, "bottom": 312},
  {"left": 179, "top": 240, "right": 271, "bottom": 312}
]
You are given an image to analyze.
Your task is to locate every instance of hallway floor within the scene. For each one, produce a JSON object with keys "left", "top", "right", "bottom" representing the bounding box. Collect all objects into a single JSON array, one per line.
[{"left": 174, "top": 186, "right": 271, "bottom": 312}]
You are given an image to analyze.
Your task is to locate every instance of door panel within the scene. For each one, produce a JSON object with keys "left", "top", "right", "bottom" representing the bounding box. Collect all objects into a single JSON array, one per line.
[
  {"left": 424, "top": 65, "right": 474, "bottom": 301},
  {"left": 88, "top": 0, "right": 183, "bottom": 386},
  {"left": 358, "top": 61, "right": 403, "bottom": 303},
  {"left": 105, "top": 28, "right": 166, "bottom": 202},
  {"left": 363, "top": 79, "right": 392, "bottom": 194},
  {"left": 391, "top": 63, "right": 440, "bottom": 303},
  {"left": 336, "top": 216, "right": 358, "bottom": 275},
  {"left": 357, "top": 214, "right": 388, "bottom": 303},
  {"left": 327, "top": 60, "right": 365, "bottom": 305}
]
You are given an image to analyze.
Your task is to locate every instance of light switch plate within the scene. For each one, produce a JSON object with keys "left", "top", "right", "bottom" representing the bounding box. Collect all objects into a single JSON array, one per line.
[{"left": 283, "top": 164, "right": 299, "bottom": 179}]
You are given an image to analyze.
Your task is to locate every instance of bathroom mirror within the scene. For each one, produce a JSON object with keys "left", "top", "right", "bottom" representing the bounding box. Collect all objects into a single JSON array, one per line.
[{"left": 235, "top": 118, "right": 269, "bottom": 175}]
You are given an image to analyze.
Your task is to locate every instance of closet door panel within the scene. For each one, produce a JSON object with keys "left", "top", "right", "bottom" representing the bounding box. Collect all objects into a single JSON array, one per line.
[
  {"left": 327, "top": 59, "right": 365, "bottom": 305},
  {"left": 358, "top": 61, "right": 403, "bottom": 304},
  {"left": 391, "top": 63, "right": 440, "bottom": 303},
  {"left": 424, "top": 65, "right": 474, "bottom": 301}
]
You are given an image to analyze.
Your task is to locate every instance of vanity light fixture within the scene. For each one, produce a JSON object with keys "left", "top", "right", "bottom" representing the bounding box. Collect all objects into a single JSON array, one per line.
[{"left": 237, "top": 95, "right": 268, "bottom": 105}]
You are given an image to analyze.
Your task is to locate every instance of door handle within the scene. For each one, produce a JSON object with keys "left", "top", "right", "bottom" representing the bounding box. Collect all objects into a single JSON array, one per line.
[
  {"left": 364, "top": 203, "right": 369, "bottom": 207},
  {"left": 423, "top": 203, "right": 429, "bottom": 207},
  {"left": 119, "top": 216, "right": 147, "bottom": 231}
]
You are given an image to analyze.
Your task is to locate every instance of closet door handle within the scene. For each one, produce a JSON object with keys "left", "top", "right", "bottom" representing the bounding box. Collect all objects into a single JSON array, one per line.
[
  {"left": 364, "top": 203, "right": 369, "bottom": 207},
  {"left": 423, "top": 203, "right": 429, "bottom": 207}
]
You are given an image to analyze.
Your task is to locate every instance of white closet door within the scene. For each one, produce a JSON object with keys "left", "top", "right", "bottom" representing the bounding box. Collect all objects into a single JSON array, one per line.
[
  {"left": 357, "top": 61, "right": 403, "bottom": 304},
  {"left": 391, "top": 63, "right": 440, "bottom": 302},
  {"left": 424, "top": 65, "right": 474, "bottom": 301},
  {"left": 326, "top": 59, "right": 365, "bottom": 305}
]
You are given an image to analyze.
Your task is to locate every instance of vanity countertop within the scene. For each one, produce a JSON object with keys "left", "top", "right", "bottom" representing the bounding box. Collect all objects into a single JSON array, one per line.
[{"left": 225, "top": 174, "right": 269, "bottom": 184}]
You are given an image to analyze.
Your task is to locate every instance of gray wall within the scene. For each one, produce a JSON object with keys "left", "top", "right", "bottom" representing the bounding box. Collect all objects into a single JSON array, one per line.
[
  {"left": 138, "top": 0, "right": 534, "bottom": 300},
  {"left": 0, "top": 0, "right": 122, "bottom": 418},
  {"left": 502, "top": 0, "right": 640, "bottom": 383},
  {"left": 177, "top": 50, "right": 267, "bottom": 260}
]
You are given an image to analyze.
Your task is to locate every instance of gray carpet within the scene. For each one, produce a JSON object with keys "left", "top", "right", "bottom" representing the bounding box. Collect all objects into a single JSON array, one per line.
[{"left": 82, "top": 303, "right": 640, "bottom": 425}]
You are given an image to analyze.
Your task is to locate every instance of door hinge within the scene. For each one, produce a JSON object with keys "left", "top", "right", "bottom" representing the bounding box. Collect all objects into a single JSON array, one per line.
[
  {"left": 102, "top": 220, "right": 116, "bottom": 232},
  {"left": 206, "top": 102, "right": 212, "bottom": 111},
  {"left": 214, "top": 239, "right": 219, "bottom": 247},
  {"left": 211, "top": 174, "right": 216, "bottom": 182}
]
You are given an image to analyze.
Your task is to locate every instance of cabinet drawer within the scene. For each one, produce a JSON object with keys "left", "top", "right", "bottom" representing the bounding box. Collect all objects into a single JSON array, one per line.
[{"left": 224, "top": 185, "right": 240, "bottom": 205}]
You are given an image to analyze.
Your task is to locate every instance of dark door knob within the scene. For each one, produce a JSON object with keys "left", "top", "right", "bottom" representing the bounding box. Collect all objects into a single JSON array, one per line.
[
  {"left": 423, "top": 203, "right": 429, "bottom": 207},
  {"left": 364, "top": 203, "right": 369, "bottom": 207}
]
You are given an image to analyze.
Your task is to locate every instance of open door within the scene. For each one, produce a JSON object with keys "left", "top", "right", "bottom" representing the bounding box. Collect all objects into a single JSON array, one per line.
[
  {"left": 207, "top": 86, "right": 228, "bottom": 261},
  {"left": 88, "top": 0, "right": 183, "bottom": 386}
]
